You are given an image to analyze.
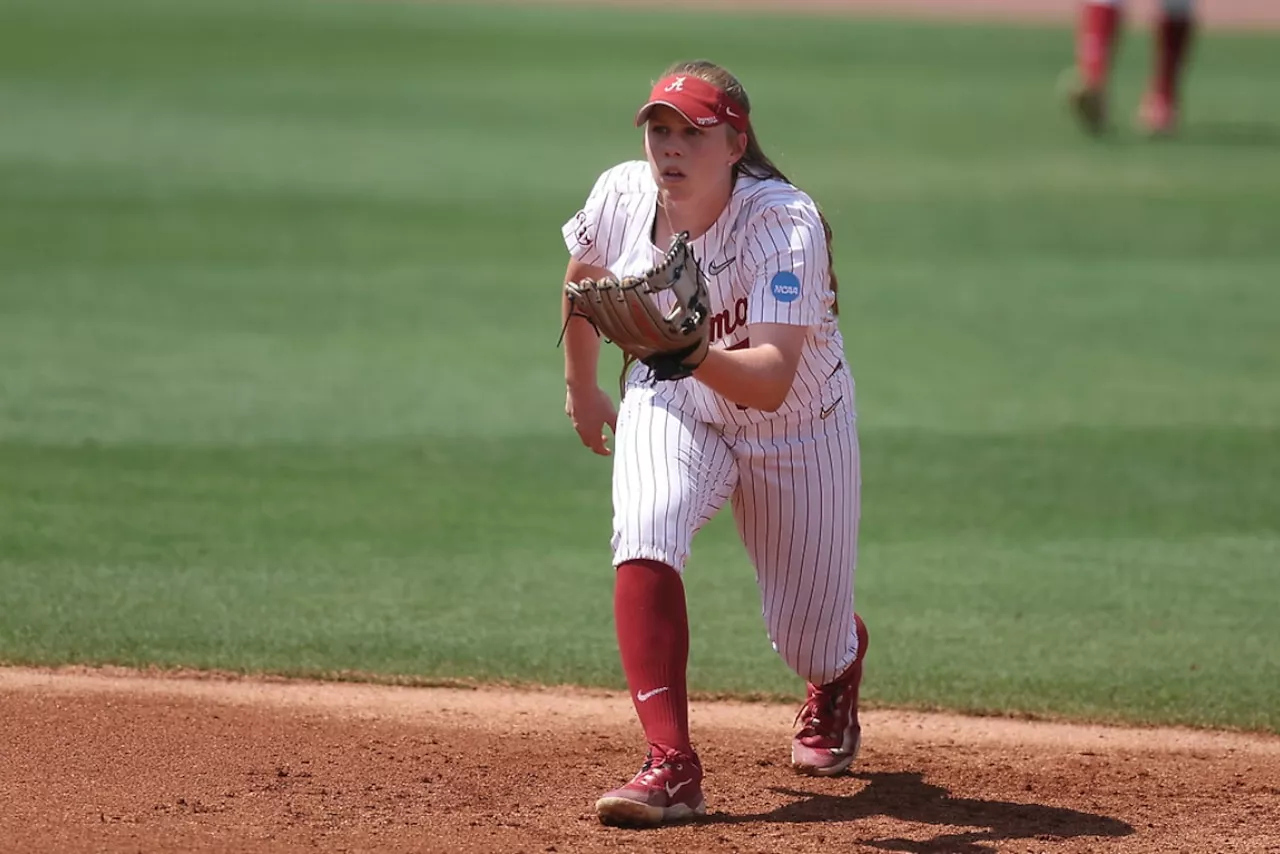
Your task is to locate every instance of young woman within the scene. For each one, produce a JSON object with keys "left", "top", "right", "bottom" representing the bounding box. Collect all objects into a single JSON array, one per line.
[{"left": 560, "top": 60, "right": 869, "bottom": 827}]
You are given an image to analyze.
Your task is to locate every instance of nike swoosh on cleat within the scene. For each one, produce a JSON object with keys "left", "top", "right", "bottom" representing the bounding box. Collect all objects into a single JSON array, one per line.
[
  {"left": 665, "top": 780, "right": 691, "bottom": 798},
  {"left": 636, "top": 686, "right": 669, "bottom": 702}
]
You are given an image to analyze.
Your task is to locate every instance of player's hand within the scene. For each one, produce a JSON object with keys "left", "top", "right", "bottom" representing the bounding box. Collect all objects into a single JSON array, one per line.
[{"left": 565, "top": 383, "right": 617, "bottom": 456}]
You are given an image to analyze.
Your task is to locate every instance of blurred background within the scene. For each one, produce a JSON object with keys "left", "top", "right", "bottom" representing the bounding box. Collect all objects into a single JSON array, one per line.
[{"left": 1, "top": 0, "right": 1277, "bottom": 730}]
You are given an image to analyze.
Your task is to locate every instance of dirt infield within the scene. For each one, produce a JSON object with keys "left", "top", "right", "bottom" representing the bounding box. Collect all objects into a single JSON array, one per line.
[{"left": 4, "top": 667, "right": 1279, "bottom": 854}]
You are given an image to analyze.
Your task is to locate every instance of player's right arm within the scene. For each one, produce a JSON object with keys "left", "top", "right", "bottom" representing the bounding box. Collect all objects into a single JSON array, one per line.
[
  {"left": 563, "top": 259, "right": 618, "bottom": 457},
  {"left": 561, "top": 163, "right": 643, "bottom": 455}
]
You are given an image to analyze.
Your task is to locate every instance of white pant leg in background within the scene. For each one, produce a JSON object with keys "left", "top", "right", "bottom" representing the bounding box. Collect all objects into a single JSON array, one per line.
[{"left": 1086, "top": 0, "right": 1195, "bottom": 12}]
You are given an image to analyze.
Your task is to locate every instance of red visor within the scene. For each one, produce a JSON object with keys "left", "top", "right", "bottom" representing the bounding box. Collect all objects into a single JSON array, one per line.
[{"left": 634, "top": 74, "right": 750, "bottom": 133}]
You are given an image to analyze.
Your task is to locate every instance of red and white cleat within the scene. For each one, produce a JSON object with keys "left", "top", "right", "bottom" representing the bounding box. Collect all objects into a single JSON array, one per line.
[
  {"left": 595, "top": 748, "right": 706, "bottom": 827},
  {"left": 792, "top": 661, "right": 864, "bottom": 777},
  {"left": 1138, "top": 91, "right": 1178, "bottom": 136},
  {"left": 1062, "top": 72, "right": 1108, "bottom": 136}
]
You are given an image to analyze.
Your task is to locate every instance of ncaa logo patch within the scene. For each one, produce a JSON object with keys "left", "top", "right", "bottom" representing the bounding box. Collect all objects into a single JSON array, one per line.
[{"left": 770, "top": 271, "right": 801, "bottom": 303}]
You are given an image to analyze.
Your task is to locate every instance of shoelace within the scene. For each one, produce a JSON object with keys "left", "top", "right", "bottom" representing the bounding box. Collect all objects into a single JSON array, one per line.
[
  {"left": 632, "top": 750, "right": 693, "bottom": 783},
  {"left": 632, "top": 756, "right": 661, "bottom": 784},
  {"left": 795, "top": 686, "right": 839, "bottom": 737}
]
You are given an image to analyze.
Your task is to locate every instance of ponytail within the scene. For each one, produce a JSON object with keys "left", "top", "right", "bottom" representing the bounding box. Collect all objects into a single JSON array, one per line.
[{"left": 734, "top": 131, "right": 840, "bottom": 316}]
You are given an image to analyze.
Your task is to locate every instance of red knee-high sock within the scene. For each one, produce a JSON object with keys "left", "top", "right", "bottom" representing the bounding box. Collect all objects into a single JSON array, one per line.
[
  {"left": 614, "top": 559, "right": 692, "bottom": 757},
  {"left": 1153, "top": 11, "right": 1195, "bottom": 101},
  {"left": 1077, "top": 2, "right": 1122, "bottom": 88}
]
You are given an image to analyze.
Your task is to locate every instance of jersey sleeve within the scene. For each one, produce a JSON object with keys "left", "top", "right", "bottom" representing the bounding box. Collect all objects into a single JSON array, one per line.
[
  {"left": 562, "top": 166, "right": 622, "bottom": 269},
  {"left": 740, "top": 200, "right": 833, "bottom": 328}
]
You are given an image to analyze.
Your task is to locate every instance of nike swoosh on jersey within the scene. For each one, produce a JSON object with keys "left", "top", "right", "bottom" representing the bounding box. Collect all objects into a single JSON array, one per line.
[
  {"left": 820, "top": 397, "right": 844, "bottom": 419},
  {"left": 708, "top": 257, "right": 736, "bottom": 275}
]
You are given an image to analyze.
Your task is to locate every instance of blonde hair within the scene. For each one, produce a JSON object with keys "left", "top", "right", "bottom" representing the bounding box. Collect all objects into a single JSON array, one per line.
[{"left": 659, "top": 60, "right": 840, "bottom": 314}]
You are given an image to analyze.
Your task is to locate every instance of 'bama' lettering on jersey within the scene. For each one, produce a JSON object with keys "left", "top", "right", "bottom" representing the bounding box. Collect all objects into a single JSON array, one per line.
[
  {"left": 708, "top": 297, "right": 749, "bottom": 342},
  {"left": 563, "top": 161, "right": 854, "bottom": 427}
]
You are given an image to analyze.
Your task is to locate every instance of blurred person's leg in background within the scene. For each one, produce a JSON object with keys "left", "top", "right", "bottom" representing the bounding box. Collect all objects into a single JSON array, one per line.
[
  {"left": 1140, "top": 0, "right": 1196, "bottom": 135},
  {"left": 1066, "top": 0, "right": 1122, "bottom": 133},
  {"left": 1065, "top": 0, "right": 1195, "bottom": 136}
]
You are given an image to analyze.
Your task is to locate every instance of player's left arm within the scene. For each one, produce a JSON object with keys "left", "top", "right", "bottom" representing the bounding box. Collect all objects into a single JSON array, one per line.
[{"left": 692, "top": 323, "right": 808, "bottom": 412}]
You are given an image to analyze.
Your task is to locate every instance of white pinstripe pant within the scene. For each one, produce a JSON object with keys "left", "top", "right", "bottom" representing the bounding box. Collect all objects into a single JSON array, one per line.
[
  {"left": 611, "top": 384, "right": 862, "bottom": 686},
  {"left": 1088, "top": 0, "right": 1194, "bottom": 11}
]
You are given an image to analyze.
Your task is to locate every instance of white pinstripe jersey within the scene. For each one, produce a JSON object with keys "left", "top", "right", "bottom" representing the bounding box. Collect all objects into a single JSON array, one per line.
[
  {"left": 563, "top": 161, "right": 854, "bottom": 427},
  {"left": 565, "top": 160, "right": 855, "bottom": 427}
]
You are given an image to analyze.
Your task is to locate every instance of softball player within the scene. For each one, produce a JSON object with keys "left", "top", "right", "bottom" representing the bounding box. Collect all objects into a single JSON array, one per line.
[
  {"left": 560, "top": 60, "right": 869, "bottom": 828},
  {"left": 1067, "top": 0, "right": 1196, "bottom": 134}
]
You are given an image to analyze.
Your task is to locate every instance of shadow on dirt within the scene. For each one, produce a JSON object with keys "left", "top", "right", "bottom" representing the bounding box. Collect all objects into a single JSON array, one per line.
[{"left": 707, "top": 770, "right": 1134, "bottom": 853}]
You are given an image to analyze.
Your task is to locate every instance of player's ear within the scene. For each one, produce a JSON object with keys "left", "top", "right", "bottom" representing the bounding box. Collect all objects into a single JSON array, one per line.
[{"left": 727, "top": 129, "right": 748, "bottom": 165}]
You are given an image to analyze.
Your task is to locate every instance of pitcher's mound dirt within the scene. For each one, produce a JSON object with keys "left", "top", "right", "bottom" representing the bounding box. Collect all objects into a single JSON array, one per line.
[{"left": 2, "top": 668, "right": 1278, "bottom": 854}]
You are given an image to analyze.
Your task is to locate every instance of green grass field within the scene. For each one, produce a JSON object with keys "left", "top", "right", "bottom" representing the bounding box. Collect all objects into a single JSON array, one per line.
[{"left": 2, "top": 0, "right": 1278, "bottom": 732}]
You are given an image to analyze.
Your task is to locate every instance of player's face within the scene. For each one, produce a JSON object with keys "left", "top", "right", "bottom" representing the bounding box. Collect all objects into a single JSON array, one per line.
[{"left": 644, "top": 106, "right": 744, "bottom": 201}]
